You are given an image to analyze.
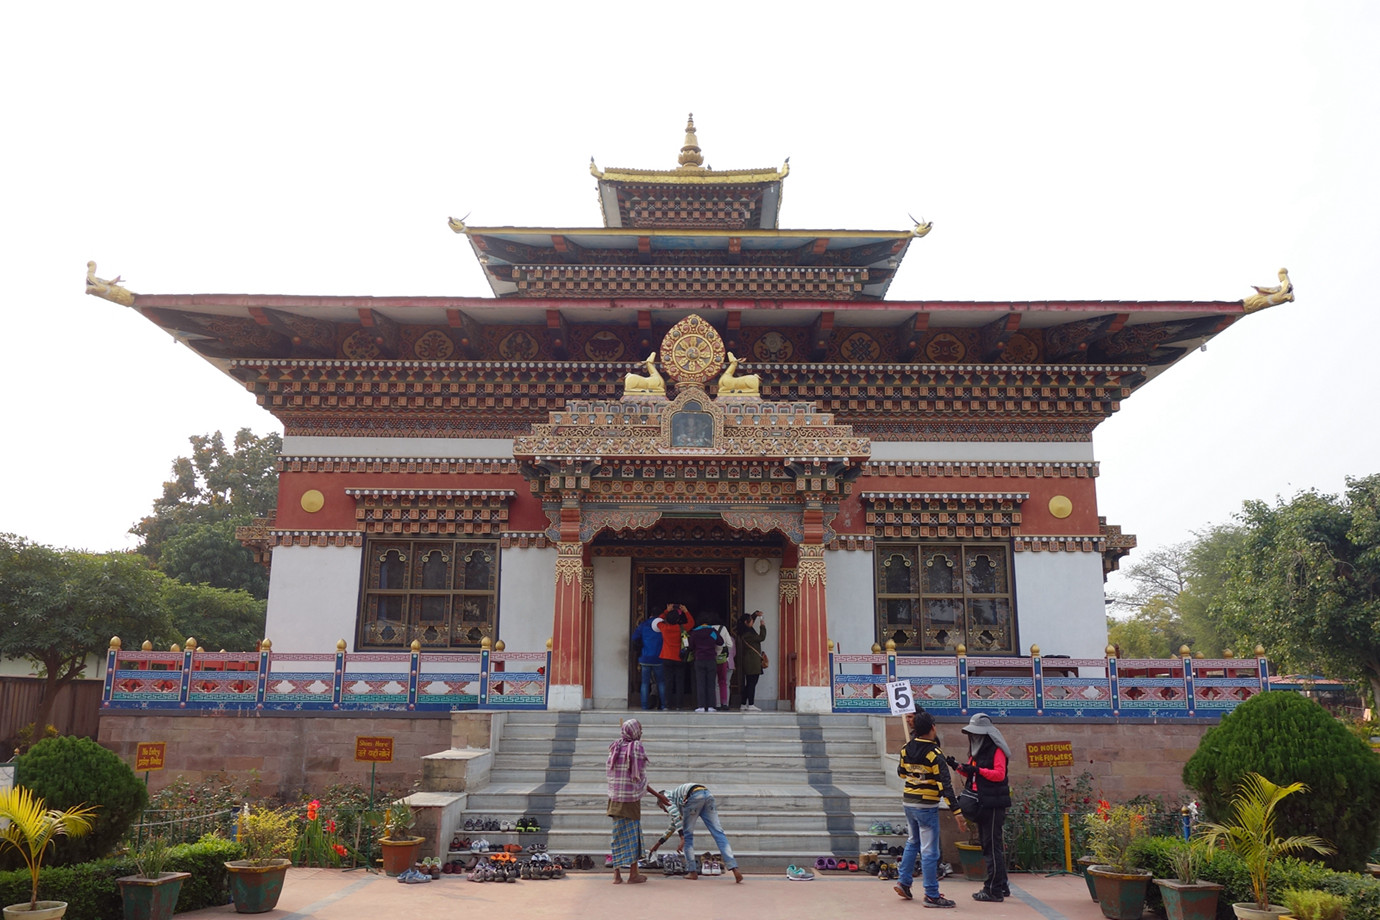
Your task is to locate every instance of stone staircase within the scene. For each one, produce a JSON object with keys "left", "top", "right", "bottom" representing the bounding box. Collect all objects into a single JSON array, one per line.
[{"left": 421, "top": 710, "right": 910, "bottom": 872}]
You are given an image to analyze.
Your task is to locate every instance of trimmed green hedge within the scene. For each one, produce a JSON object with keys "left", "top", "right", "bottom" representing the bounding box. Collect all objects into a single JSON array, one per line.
[
  {"left": 0, "top": 836, "right": 241, "bottom": 920},
  {"left": 1132, "top": 836, "right": 1380, "bottom": 920}
]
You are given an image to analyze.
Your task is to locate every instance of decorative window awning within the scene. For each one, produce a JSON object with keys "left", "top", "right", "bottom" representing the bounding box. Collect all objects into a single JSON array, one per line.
[
  {"left": 346, "top": 489, "right": 517, "bottom": 536},
  {"left": 862, "top": 491, "right": 1027, "bottom": 540}
]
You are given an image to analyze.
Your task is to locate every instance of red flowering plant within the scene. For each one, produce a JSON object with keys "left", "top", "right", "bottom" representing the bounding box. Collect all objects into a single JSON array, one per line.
[
  {"left": 1082, "top": 799, "right": 1151, "bottom": 873},
  {"left": 292, "top": 798, "right": 347, "bottom": 867}
]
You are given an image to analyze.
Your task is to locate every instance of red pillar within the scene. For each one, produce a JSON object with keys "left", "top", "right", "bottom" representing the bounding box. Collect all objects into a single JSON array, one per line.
[
  {"left": 795, "top": 542, "right": 831, "bottom": 687},
  {"left": 550, "top": 498, "right": 587, "bottom": 695}
]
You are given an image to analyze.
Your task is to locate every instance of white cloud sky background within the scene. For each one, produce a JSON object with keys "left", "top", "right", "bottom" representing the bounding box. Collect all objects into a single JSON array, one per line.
[{"left": 4, "top": 3, "right": 1376, "bottom": 603}]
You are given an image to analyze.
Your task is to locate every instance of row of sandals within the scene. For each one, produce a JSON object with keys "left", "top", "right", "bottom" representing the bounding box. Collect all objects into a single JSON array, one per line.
[
  {"left": 452, "top": 839, "right": 552, "bottom": 854},
  {"left": 461, "top": 816, "right": 543, "bottom": 833}
]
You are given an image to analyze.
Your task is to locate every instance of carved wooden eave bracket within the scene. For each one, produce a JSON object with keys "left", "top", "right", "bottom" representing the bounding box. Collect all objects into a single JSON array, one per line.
[{"left": 1241, "top": 267, "right": 1294, "bottom": 314}]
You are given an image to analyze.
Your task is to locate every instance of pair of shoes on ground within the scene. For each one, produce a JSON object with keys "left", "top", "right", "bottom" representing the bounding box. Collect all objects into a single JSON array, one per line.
[
  {"left": 396, "top": 868, "right": 432, "bottom": 883},
  {"left": 786, "top": 865, "right": 814, "bottom": 881},
  {"left": 738, "top": 704, "right": 762, "bottom": 711},
  {"left": 698, "top": 854, "right": 724, "bottom": 875},
  {"left": 875, "top": 862, "right": 898, "bottom": 880},
  {"left": 894, "top": 884, "right": 956, "bottom": 907},
  {"left": 813, "top": 856, "right": 858, "bottom": 871},
  {"left": 692, "top": 707, "right": 718, "bottom": 712}
]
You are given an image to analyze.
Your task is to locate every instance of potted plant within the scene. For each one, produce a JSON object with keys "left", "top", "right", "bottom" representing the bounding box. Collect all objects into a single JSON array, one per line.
[
  {"left": 0, "top": 784, "right": 97, "bottom": 919},
  {"left": 1196, "top": 773, "right": 1335, "bottom": 920},
  {"left": 955, "top": 826, "right": 986, "bottom": 881},
  {"left": 225, "top": 805, "right": 298, "bottom": 914},
  {"left": 1154, "top": 837, "right": 1224, "bottom": 920},
  {"left": 378, "top": 800, "right": 424, "bottom": 877},
  {"left": 1280, "top": 888, "right": 1348, "bottom": 920},
  {"left": 116, "top": 834, "right": 192, "bottom": 920},
  {"left": 1083, "top": 800, "right": 1153, "bottom": 920}
]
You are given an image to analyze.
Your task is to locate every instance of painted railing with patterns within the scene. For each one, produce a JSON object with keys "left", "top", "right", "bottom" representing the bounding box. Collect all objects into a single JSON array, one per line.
[
  {"left": 101, "top": 637, "right": 550, "bottom": 712},
  {"left": 829, "top": 643, "right": 1274, "bottom": 719}
]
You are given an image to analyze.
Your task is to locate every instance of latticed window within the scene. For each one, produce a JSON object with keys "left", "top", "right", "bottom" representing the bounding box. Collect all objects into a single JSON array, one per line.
[
  {"left": 874, "top": 543, "right": 1015, "bottom": 654},
  {"left": 358, "top": 538, "right": 499, "bottom": 649}
]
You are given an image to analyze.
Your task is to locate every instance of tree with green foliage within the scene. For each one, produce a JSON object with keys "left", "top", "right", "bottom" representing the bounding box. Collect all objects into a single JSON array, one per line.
[
  {"left": 132, "top": 429, "right": 280, "bottom": 599},
  {"left": 1206, "top": 474, "right": 1380, "bottom": 706},
  {"left": 159, "top": 578, "right": 265, "bottom": 652},
  {"left": 14, "top": 735, "right": 148, "bottom": 866},
  {"left": 1183, "top": 690, "right": 1380, "bottom": 872},
  {"left": 0, "top": 535, "right": 172, "bottom": 734},
  {"left": 1108, "top": 596, "right": 1192, "bottom": 658}
]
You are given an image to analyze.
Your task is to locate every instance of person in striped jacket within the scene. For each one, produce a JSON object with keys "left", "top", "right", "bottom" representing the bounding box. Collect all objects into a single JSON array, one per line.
[{"left": 895, "top": 709, "right": 966, "bottom": 906}]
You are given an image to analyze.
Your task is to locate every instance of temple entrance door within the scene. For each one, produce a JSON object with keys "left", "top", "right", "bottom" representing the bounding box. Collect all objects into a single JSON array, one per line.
[{"left": 628, "top": 561, "right": 742, "bottom": 710}]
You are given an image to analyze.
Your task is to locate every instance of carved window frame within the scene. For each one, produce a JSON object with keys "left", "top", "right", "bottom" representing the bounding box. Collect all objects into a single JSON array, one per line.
[
  {"left": 357, "top": 537, "right": 500, "bottom": 650},
  {"left": 874, "top": 541, "right": 1016, "bottom": 655}
]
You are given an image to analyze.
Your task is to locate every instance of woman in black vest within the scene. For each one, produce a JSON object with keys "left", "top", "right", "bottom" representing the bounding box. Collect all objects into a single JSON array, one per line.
[{"left": 954, "top": 713, "right": 1011, "bottom": 902}]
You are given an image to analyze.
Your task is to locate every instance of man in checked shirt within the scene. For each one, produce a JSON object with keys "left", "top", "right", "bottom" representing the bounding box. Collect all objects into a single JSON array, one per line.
[{"left": 646, "top": 782, "right": 745, "bottom": 882}]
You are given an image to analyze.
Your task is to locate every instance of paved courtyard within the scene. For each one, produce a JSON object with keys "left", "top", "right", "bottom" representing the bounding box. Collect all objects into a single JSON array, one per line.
[{"left": 180, "top": 866, "right": 1119, "bottom": 920}]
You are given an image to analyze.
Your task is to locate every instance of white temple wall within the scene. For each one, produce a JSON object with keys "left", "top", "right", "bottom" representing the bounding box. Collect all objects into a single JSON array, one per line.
[
  {"left": 869, "top": 440, "right": 1094, "bottom": 462},
  {"left": 591, "top": 556, "right": 633, "bottom": 709},
  {"left": 497, "top": 545, "right": 557, "bottom": 655},
  {"left": 743, "top": 559, "right": 779, "bottom": 709},
  {"left": 1012, "top": 550, "right": 1109, "bottom": 659},
  {"left": 265, "top": 544, "right": 363, "bottom": 652},
  {"left": 824, "top": 550, "right": 876, "bottom": 659},
  {"left": 281, "top": 436, "right": 514, "bottom": 458}
]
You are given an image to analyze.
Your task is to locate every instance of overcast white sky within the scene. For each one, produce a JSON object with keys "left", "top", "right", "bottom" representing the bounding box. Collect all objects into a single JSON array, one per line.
[{"left": 4, "top": 3, "right": 1376, "bottom": 600}]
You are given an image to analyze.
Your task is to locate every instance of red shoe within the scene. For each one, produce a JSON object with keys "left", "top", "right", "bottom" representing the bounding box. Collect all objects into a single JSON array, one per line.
[{"left": 848, "top": 860, "right": 859, "bottom": 872}]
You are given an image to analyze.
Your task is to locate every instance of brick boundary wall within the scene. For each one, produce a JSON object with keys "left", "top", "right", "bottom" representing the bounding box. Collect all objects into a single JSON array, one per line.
[
  {"left": 99, "top": 711, "right": 454, "bottom": 800},
  {"left": 100, "top": 711, "right": 1214, "bottom": 805},
  {"left": 887, "top": 717, "right": 1214, "bottom": 803}
]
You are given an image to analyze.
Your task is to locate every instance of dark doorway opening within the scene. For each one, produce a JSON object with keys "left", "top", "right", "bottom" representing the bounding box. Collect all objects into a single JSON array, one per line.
[{"left": 629, "top": 562, "right": 742, "bottom": 710}]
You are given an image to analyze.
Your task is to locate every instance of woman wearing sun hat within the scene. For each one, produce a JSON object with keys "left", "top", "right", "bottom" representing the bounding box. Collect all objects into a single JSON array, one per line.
[{"left": 954, "top": 713, "right": 1011, "bottom": 902}]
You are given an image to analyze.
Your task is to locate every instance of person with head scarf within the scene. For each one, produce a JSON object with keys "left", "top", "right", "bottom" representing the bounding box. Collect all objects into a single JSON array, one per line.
[
  {"left": 953, "top": 713, "right": 1012, "bottom": 902},
  {"left": 606, "top": 719, "right": 664, "bottom": 884},
  {"left": 735, "top": 610, "right": 767, "bottom": 711}
]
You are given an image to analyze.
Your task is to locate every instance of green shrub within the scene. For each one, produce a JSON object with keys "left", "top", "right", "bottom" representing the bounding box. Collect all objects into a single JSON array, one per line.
[
  {"left": 1281, "top": 887, "right": 1349, "bottom": 920},
  {"left": 1182, "top": 691, "right": 1380, "bottom": 871},
  {"left": 1133, "top": 835, "right": 1380, "bottom": 920},
  {"left": 13, "top": 736, "right": 147, "bottom": 866},
  {"left": 0, "top": 834, "right": 240, "bottom": 920}
]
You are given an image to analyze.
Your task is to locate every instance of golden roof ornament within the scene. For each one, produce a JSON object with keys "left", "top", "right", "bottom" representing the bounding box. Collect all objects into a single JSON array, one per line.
[
  {"left": 1242, "top": 267, "right": 1294, "bottom": 313},
  {"left": 908, "top": 213, "right": 933, "bottom": 238},
  {"left": 85, "top": 261, "right": 134, "bottom": 307},
  {"left": 622, "top": 352, "right": 666, "bottom": 398},
  {"left": 716, "top": 352, "right": 761, "bottom": 397},
  {"left": 678, "top": 113, "right": 704, "bottom": 169}
]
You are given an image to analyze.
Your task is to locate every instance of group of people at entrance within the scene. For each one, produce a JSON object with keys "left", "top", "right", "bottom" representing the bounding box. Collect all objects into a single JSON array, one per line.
[
  {"left": 632, "top": 605, "right": 767, "bottom": 712},
  {"left": 896, "top": 710, "right": 1010, "bottom": 907}
]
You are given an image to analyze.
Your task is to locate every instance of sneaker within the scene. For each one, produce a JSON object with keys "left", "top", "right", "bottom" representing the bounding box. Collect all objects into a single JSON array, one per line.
[
  {"left": 895, "top": 883, "right": 914, "bottom": 900},
  {"left": 938, "top": 862, "right": 954, "bottom": 879},
  {"left": 923, "top": 895, "right": 956, "bottom": 908},
  {"left": 707, "top": 707, "right": 716, "bottom": 712},
  {"left": 746, "top": 704, "right": 762, "bottom": 711},
  {"left": 740, "top": 704, "right": 748, "bottom": 711},
  {"left": 786, "top": 865, "right": 815, "bottom": 881},
  {"left": 694, "top": 707, "right": 706, "bottom": 713},
  {"left": 972, "top": 890, "right": 1004, "bottom": 902}
]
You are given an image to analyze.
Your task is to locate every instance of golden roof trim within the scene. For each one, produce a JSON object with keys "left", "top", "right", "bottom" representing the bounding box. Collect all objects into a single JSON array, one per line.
[{"left": 590, "top": 164, "right": 789, "bottom": 184}]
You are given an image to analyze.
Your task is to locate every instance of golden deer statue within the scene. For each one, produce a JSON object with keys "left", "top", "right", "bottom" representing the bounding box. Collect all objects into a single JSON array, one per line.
[
  {"left": 717, "top": 352, "right": 760, "bottom": 396},
  {"left": 623, "top": 352, "right": 665, "bottom": 397}
]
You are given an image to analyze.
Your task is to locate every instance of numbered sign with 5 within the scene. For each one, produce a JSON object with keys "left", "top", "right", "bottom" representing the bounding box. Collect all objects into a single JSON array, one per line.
[{"left": 886, "top": 679, "right": 917, "bottom": 715}]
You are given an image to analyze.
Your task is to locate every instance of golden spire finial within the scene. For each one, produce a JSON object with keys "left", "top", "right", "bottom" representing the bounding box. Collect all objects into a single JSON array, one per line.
[{"left": 678, "top": 113, "right": 704, "bottom": 169}]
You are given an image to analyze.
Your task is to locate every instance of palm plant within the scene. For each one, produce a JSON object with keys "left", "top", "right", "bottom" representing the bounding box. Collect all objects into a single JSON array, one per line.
[
  {"left": 0, "top": 785, "right": 98, "bottom": 912},
  {"left": 1196, "top": 773, "right": 1334, "bottom": 910}
]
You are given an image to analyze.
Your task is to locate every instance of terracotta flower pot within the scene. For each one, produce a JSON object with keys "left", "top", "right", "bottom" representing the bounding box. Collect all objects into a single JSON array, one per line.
[
  {"left": 225, "top": 859, "right": 291, "bottom": 914},
  {"left": 117, "top": 872, "right": 192, "bottom": 920},
  {"left": 1155, "top": 878, "right": 1224, "bottom": 920},
  {"left": 380, "top": 837, "right": 425, "bottom": 877},
  {"left": 956, "top": 842, "right": 986, "bottom": 881},
  {"left": 1086, "top": 865, "right": 1152, "bottom": 920}
]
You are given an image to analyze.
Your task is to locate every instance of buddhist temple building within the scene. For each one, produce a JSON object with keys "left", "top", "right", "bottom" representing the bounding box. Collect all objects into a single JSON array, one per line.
[{"left": 94, "top": 116, "right": 1285, "bottom": 713}]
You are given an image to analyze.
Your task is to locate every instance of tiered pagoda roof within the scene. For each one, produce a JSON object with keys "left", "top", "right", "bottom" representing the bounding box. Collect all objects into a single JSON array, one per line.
[
  {"left": 91, "top": 115, "right": 1284, "bottom": 442},
  {"left": 456, "top": 115, "right": 917, "bottom": 301}
]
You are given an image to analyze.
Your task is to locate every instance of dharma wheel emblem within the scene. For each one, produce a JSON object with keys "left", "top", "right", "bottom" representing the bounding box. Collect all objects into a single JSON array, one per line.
[{"left": 661, "top": 315, "right": 725, "bottom": 385}]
